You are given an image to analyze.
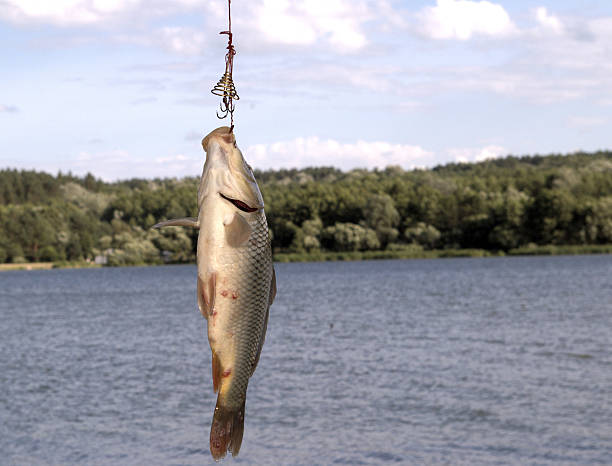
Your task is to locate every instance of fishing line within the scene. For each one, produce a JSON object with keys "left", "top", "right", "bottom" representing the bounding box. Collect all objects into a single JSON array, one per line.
[{"left": 211, "top": 0, "right": 239, "bottom": 132}]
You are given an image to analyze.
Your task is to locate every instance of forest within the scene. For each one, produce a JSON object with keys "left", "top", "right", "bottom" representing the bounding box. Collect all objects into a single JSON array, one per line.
[{"left": 1, "top": 150, "right": 611, "bottom": 266}]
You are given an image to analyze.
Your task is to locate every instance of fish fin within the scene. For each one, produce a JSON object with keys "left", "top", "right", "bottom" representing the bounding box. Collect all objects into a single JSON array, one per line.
[
  {"left": 250, "top": 304, "right": 269, "bottom": 377},
  {"left": 153, "top": 217, "right": 199, "bottom": 229},
  {"left": 197, "top": 273, "right": 216, "bottom": 318},
  {"left": 197, "top": 276, "right": 206, "bottom": 318},
  {"left": 269, "top": 267, "right": 277, "bottom": 306},
  {"left": 210, "top": 398, "right": 246, "bottom": 460},
  {"left": 209, "top": 274, "right": 216, "bottom": 315},
  {"left": 249, "top": 268, "right": 275, "bottom": 376},
  {"left": 223, "top": 212, "right": 252, "bottom": 247},
  {"left": 212, "top": 351, "right": 221, "bottom": 393}
]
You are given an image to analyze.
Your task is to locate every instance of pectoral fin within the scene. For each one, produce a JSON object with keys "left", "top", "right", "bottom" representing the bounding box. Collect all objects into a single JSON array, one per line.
[
  {"left": 153, "top": 217, "right": 199, "bottom": 229},
  {"left": 223, "top": 213, "right": 251, "bottom": 246},
  {"left": 197, "top": 273, "right": 216, "bottom": 319},
  {"left": 197, "top": 275, "right": 208, "bottom": 319}
]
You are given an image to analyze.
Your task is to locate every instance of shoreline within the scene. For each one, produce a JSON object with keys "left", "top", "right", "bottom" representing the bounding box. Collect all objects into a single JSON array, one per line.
[
  {"left": 274, "top": 244, "right": 612, "bottom": 262},
  {"left": 1, "top": 244, "right": 611, "bottom": 271},
  {"left": 0, "top": 261, "right": 101, "bottom": 272}
]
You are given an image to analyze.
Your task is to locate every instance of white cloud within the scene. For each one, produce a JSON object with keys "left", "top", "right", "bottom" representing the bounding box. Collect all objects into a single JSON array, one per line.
[
  {"left": 130, "top": 96, "right": 157, "bottom": 105},
  {"left": 14, "top": 139, "right": 432, "bottom": 180},
  {"left": 244, "top": 137, "right": 433, "bottom": 171},
  {"left": 0, "top": 0, "right": 375, "bottom": 53},
  {"left": 258, "top": 63, "right": 402, "bottom": 95},
  {"left": 55, "top": 149, "right": 204, "bottom": 181},
  {"left": 526, "top": 17, "right": 612, "bottom": 71},
  {"left": 248, "top": 0, "right": 370, "bottom": 52},
  {"left": 184, "top": 130, "right": 203, "bottom": 142},
  {"left": 448, "top": 145, "right": 506, "bottom": 163},
  {"left": 418, "top": 0, "right": 517, "bottom": 40},
  {"left": 0, "top": 0, "right": 135, "bottom": 25},
  {"left": 0, "top": 104, "right": 19, "bottom": 113},
  {"left": 568, "top": 116, "right": 607, "bottom": 129},
  {"left": 0, "top": 0, "right": 382, "bottom": 56},
  {"left": 157, "top": 26, "right": 206, "bottom": 55},
  {"left": 0, "top": 0, "right": 206, "bottom": 25},
  {"left": 413, "top": 64, "right": 607, "bottom": 104},
  {"left": 534, "top": 7, "right": 563, "bottom": 34}
]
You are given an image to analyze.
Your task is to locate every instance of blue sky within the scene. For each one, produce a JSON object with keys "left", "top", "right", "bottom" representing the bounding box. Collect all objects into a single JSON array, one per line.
[{"left": 1, "top": 0, "right": 611, "bottom": 180}]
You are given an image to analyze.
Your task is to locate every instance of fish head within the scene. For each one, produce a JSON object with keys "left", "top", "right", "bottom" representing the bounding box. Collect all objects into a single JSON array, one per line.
[{"left": 199, "top": 126, "right": 264, "bottom": 211}]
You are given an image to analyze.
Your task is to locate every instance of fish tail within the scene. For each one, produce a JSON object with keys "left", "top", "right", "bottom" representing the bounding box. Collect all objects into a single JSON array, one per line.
[{"left": 210, "top": 397, "right": 246, "bottom": 460}]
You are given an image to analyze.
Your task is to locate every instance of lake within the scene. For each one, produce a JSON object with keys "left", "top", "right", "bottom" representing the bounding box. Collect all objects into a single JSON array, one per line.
[{"left": 1, "top": 255, "right": 611, "bottom": 465}]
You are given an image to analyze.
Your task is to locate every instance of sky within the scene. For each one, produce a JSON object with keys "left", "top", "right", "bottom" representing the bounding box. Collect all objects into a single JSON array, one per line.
[{"left": 1, "top": 0, "right": 611, "bottom": 180}]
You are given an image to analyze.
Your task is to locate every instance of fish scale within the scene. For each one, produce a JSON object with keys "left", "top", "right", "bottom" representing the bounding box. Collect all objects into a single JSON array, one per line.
[{"left": 213, "top": 209, "right": 272, "bottom": 407}]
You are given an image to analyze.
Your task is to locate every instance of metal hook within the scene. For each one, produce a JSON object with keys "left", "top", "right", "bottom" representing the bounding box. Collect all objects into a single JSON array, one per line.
[
  {"left": 210, "top": 0, "right": 238, "bottom": 129},
  {"left": 216, "top": 96, "right": 235, "bottom": 119}
]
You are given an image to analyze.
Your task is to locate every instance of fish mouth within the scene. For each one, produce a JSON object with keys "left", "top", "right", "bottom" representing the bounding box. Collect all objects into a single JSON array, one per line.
[{"left": 219, "top": 193, "right": 259, "bottom": 213}]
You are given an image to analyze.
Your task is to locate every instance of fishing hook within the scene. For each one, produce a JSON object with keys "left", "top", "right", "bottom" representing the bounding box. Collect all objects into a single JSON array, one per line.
[{"left": 211, "top": 0, "right": 239, "bottom": 129}]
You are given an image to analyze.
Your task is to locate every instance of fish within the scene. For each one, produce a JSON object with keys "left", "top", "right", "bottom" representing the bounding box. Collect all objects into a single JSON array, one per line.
[{"left": 154, "top": 126, "right": 276, "bottom": 460}]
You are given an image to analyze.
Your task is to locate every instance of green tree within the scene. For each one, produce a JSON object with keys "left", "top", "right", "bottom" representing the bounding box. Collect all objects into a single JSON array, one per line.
[
  {"left": 404, "top": 222, "right": 441, "bottom": 249},
  {"left": 322, "top": 223, "right": 380, "bottom": 251},
  {"left": 362, "top": 193, "right": 400, "bottom": 249}
]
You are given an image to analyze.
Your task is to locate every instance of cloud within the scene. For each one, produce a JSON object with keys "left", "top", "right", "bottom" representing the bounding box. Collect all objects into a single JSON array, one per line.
[
  {"left": 448, "top": 145, "right": 507, "bottom": 163},
  {"left": 184, "top": 130, "right": 203, "bottom": 142},
  {"left": 534, "top": 7, "right": 563, "bottom": 34},
  {"left": 55, "top": 149, "right": 204, "bottom": 181},
  {"left": 244, "top": 137, "right": 433, "bottom": 171},
  {"left": 113, "top": 26, "right": 209, "bottom": 56},
  {"left": 417, "top": 0, "right": 517, "bottom": 40},
  {"left": 568, "top": 116, "right": 607, "bottom": 129},
  {"left": 249, "top": 62, "right": 402, "bottom": 95},
  {"left": 0, "top": 0, "right": 386, "bottom": 57},
  {"left": 156, "top": 26, "right": 207, "bottom": 55},
  {"left": 130, "top": 96, "right": 157, "bottom": 105},
  {"left": 0, "top": 104, "right": 19, "bottom": 113},
  {"left": 14, "top": 138, "right": 432, "bottom": 181},
  {"left": 0, "top": 0, "right": 377, "bottom": 54},
  {"left": 523, "top": 16, "right": 612, "bottom": 71},
  {"left": 0, "top": 0, "right": 206, "bottom": 25},
  {"left": 0, "top": 0, "right": 134, "bottom": 25},
  {"left": 245, "top": 0, "right": 372, "bottom": 52},
  {"left": 442, "top": 68, "right": 597, "bottom": 103}
]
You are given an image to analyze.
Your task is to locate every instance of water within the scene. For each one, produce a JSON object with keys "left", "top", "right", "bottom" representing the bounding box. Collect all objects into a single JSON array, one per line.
[{"left": 1, "top": 255, "right": 611, "bottom": 465}]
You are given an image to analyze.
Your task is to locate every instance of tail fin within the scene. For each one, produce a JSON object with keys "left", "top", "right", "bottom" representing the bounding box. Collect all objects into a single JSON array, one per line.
[{"left": 210, "top": 397, "right": 246, "bottom": 460}]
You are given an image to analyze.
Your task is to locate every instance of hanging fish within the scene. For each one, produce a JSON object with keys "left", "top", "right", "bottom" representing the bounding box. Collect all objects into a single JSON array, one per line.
[{"left": 154, "top": 126, "right": 276, "bottom": 460}]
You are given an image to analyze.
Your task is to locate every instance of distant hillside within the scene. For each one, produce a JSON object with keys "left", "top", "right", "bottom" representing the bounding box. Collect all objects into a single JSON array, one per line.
[{"left": 1, "top": 151, "right": 611, "bottom": 265}]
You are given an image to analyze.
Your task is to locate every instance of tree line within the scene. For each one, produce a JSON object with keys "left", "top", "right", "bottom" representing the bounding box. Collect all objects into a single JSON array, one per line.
[{"left": 1, "top": 150, "right": 611, "bottom": 265}]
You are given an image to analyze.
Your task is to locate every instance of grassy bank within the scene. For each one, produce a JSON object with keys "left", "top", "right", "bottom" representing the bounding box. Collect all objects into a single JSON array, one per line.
[
  {"left": 507, "top": 244, "right": 612, "bottom": 256},
  {"left": 0, "top": 261, "right": 101, "bottom": 271},
  {"left": 274, "top": 244, "right": 612, "bottom": 262},
  {"left": 0, "top": 262, "right": 56, "bottom": 271},
  {"left": 273, "top": 248, "right": 496, "bottom": 263}
]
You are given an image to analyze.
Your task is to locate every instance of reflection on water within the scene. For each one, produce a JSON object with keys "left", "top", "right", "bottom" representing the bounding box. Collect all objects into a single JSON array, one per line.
[{"left": 1, "top": 255, "right": 611, "bottom": 465}]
